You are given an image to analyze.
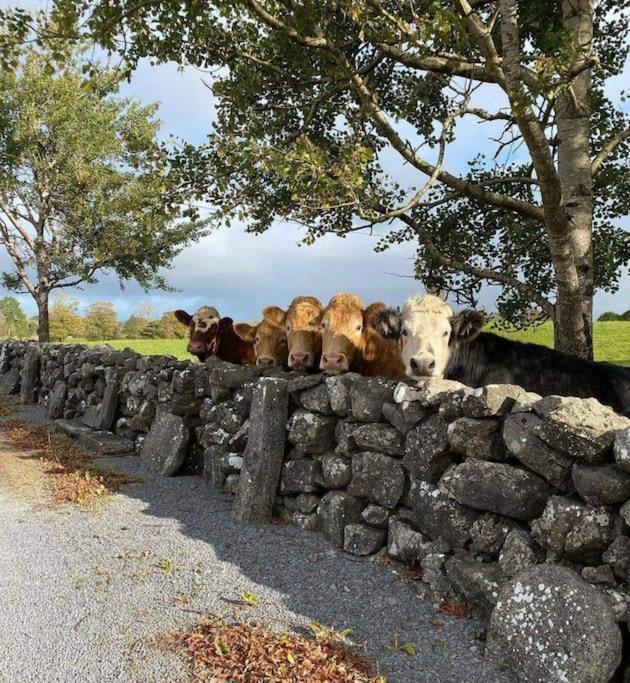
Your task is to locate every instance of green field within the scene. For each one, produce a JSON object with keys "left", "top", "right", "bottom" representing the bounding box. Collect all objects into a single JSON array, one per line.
[{"left": 83, "top": 320, "right": 629, "bottom": 366}]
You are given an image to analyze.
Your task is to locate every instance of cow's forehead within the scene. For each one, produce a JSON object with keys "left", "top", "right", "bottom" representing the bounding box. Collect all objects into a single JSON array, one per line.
[
  {"left": 193, "top": 306, "right": 220, "bottom": 323},
  {"left": 402, "top": 310, "right": 451, "bottom": 332}
]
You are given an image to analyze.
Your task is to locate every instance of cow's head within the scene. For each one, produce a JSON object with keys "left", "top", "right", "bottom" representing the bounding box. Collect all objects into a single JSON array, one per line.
[
  {"left": 233, "top": 306, "right": 288, "bottom": 367},
  {"left": 174, "top": 306, "right": 230, "bottom": 361},
  {"left": 373, "top": 294, "right": 484, "bottom": 379},
  {"left": 285, "top": 296, "right": 323, "bottom": 370},
  {"left": 319, "top": 293, "right": 369, "bottom": 374}
]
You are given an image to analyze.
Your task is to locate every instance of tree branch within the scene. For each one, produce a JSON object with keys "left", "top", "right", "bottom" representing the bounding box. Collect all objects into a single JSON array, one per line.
[
  {"left": 0, "top": 218, "right": 37, "bottom": 298},
  {"left": 591, "top": 127, "right": 630, "bottom": 175}
]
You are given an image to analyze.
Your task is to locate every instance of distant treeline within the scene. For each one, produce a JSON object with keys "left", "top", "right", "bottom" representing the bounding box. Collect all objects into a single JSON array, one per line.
[{"left": 0, "top": 294, "right": 186, "bottom": 342}]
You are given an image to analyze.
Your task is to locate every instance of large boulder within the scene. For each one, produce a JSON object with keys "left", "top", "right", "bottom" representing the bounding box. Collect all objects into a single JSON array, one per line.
[
  {"left": 317, "top": 453, "right": 352, "bottom": 489},
  {"left": 394, "top": 378, "right": 467, "bottom": 408},
  {"left": 445, "top": 556, "right": 502, "bottom": 617},
  {"left": 462, "top": 384, "right": 525, "bottom": 417},
  {"left": 382, "top": 401, "right": 427, "bottom": 435},
  {"left": 503, "top": 413, "right": 573, "bottom": 488},
  {"left": 287, "top": 409, "right": 336, "bottom": 454},
  {"left": 350, "top": 377, "right": 397, "bottom": 422},
  {"left": 572, "top": 463, "right": 630, "bottom": 505},
  {"left": 343, "top": 523, "right": 386, "bottom": 556},
  {"left": 534, "top": 396, "right": 630, "bottom": 464},
  {"left": 325, "top": 373, "right": 360, "bottom": 417},
  {"left": 299, "top": 383, "right": 333, "bottom": 415},
  {"left": 447, "top": 417, "right": 503, "bottom": 460},
  {"left": 140, "top": 412, "right": 190, "bottom": 476},
  {"left": 403, "top": 414, "right": 452, "bottom": 483},
  {"left": 440, "top": 460, "right": 552, "bottom": 521},
  {"left": 316, "top": 491, "right": 365, "bottom": 548},
  {"left": 280, "top": 459, "right": 321, "bottom": 494},
  {"left": 47, "top": 380, "right": 67, "bottom": 419},
  {"left": 351, "top": 423, "right": 403, "bottom": 456},
  {"left": 347, "top": 451, "right": 405, "bottom": 508},
  {"left": 486, "top": 565, "right": 622, "bottom": 682}
]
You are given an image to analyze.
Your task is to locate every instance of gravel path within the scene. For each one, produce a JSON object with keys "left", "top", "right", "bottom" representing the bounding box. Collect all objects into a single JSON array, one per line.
[{"left": 0, "top": 406, "right": 510, "bottom": 683}]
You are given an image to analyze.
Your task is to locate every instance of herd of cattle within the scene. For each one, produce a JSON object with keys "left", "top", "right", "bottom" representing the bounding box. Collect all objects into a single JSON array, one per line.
[{"left": 175, "top": 293, "right": 630, "bottom": 416}]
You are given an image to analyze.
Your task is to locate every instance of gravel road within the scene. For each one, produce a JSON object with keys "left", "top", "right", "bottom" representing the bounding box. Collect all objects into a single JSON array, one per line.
[{"left": 0, "top": 405, "right": 509, "bottom": 683}]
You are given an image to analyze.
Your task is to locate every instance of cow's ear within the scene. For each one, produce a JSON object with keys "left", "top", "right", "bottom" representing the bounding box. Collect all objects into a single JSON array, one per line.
[
  {"left": 450, "top": 309, "right": 484, "bottom": 343},
  {"left": 370, "top": 307, "right": 402, "bottom": 339},
  {"left": 233, "top": 323, "right": 257, "bottom": 342},
  {"left": 218, "top": 316, "right": 233, "bottom": 333},
  {"left": 174, "top": 309, "right": 192, "bottom": 326},
  {"left": 262, "top": 306, "right": 286, "bottom": 326}
]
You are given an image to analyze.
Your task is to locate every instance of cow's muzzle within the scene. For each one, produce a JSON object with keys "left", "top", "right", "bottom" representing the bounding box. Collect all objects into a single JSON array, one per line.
[
  {"left": 320, "top": 353, "right": 349, "bottom": 374},
  {"left": 289, "top": 351, "right": 313, "bottom": 370}
]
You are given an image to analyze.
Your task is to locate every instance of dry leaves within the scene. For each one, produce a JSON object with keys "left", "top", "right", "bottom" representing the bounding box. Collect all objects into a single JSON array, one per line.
[
  {"left": 157, "top": 616, "right": 382, "bottom": 682},
  {"left": 0, "top": 418, "right": 133, "bottom": 508},
  {"left": 439, "top": 601, "right": 470, "bottom": 619}
]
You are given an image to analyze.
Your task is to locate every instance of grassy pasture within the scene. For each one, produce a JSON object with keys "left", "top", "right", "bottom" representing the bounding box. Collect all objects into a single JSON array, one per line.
[{"left": 82, "top": 320, "right": 629, "bottom": 366}]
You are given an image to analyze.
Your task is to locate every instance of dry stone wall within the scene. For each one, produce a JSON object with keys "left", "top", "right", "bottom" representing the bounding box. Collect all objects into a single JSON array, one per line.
[{"left": 1, "top": 339, "right": 629, "bottom": 681}]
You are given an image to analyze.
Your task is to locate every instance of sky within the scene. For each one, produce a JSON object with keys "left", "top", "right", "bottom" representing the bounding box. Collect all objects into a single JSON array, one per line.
[{"left": 0, "top": 2, "right": 628, "bottom": 323}]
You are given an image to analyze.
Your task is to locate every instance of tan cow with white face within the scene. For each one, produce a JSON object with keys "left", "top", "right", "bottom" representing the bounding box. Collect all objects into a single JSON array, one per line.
[
  {"left": 284, "top": 296, "right": 323, "bottom": 370},
  {"left": 233, "top": 307, "right": 288, "bottom": 367},
  {"left": 319, "top": 293, "right": 405, "bottom": 378}
]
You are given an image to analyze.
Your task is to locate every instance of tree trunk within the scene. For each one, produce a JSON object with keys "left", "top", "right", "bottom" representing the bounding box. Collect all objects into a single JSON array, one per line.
[
  {"left": 37, "top": 289, "right": 50, "bottom": 343},
  {"left": 554, "top": 0, "right": 595, "bottom": 359}
]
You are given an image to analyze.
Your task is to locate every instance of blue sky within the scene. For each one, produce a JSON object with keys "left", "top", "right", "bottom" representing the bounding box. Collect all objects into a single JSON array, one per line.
[{"left": 1, "top": 3, "right": 628, "bottom": 323}]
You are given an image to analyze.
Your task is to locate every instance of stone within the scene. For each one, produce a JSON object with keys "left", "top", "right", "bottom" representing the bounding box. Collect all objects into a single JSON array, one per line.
[
  {"left": 47, "top": 380, "right": 67, "bottom": 419},
  {"left": 287, "top": 373, "right": 323, "bottom": 393},
  {"left": 295, "top": 493, "right": 320, "bottom": 514},
  {"left": 498, "top": 529, "right": 539, "bottom": 578},
  {"left": 382, "top": 401, "right": 426, "bottom": 435},
  {"left": 233, "top": 378, "right": 289, "bottom": 523},
  {"left": 299, "top": 383, "right": 333, "bottom": 415},
  {"left": 280, "top": 459, "right": 321, "bottom": 494},
  {"left": 20, "top": 345, "right": 40, "bottom": 403},
  {"left": 343, "top": 523, "right": 386, "bottom": 556},
  {"left": 316, "top": 491, "right": 365, "bottom": 548},
  {"left": 350, "top": 377, "right": 397, "bottom": 422},
  {"left": 531, "top": 496, "right": 616, "bottom": 564},
  {"left": 318, "top": 453, "right": 352, "bottom": 489},
  {"left": 403, "top": 414, "right": 452, "bottom": 483},
  {"left": 128, "top": 401, "right": 156, "bottom": 433},
  {"left": 203, "top": 446, "right": 229, "bottom": 488},
  {"left": 486, "top": 565, "right": 622, "bottom": 683},
  {"left": 440, "top": 460, "right": 552, "bottom": 522},
  {"left": 582, "top": 565, "right": 617, "bottom": 587},
  {"left": 352, "top": 423, "right": 403, "bottom": 456},
  {"left": 209, "top": 363, "right": 264, "bottom": 389},
  {"left": 224, "top": 473, "right": 240, "bottom": 494},
  {"left": 447, "top": 417, "right": 503, "bottom": 460},
  {"left": 360, "top": 503, "right": 389, "bottom": 528},
  {"left": 228, "top": 420, "right": 249, "bottom": 452},
  {"left": 445, "top": 556, "right": 502, "bottom": 617},
  {"left": 503, "top": 413, "right": 573, "bottom": 488},
  {"left": 0, "top": 367, "right": 20, "bottom": 395},
  {"left": 510, "top": 391, "right": 542, "bottom": 413},
  {"left": 334, "top": 419, "right": 360, "bottom": 456},
  {"left": 139, "top": 412, "right": 190, "bottom": 475},
  {"left": 292, "top": 511, "right": 318, "bottom": 531},
  {"left": 77, "top": 430, "right": 134, "bottom": 456},
  {"left": 387, "top": 517, "right": 448, "bottom": 563},
  {"left": 96, "top": 381, "right": 119, "bottom": 430},
  {"left": 602, "top": 536, "right": 630, "bottom": 580},
  {"left": 347, "top": 452, "right": 405, "bottom": 509},
  {"left": 470, "top": 513, "right": 517, "bottom": 556},
  {"left": 462, "top": 384, "right": 525, "bottom": 417},
  {"left": 614, "top": 428, "right": 630, "bottom": 473},
  {"left": 421, "top": 553, "right": 450, "bottom": 599},
  {"left": 408, "top": 479, "right": 478, "bottom": 548},
  {"left": 394, "top": 378, "right": 467, "bottom": 408},
  {"left": 81, "top": 405, "right": 101, "bottom": 429},
  {"left": 325, "top": 373, "right": 360, "bottom": 417},
  {"left": 534, "top": 395, "right": 630, "bottom": 464},
  {"left": 287, "top": 409, "right": 336, "bottom": 454},
  {"left": 572, "top": 463, "right": 630, "bottom": 505},
  {"left": 621, "top": 500, "right": 630, "bottom": 527}
]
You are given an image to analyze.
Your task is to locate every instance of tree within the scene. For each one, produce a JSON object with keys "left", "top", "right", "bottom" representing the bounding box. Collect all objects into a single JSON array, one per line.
[
  {"left": 597, "top": 311, "right": 620, "bottom": 321},
  {"left": 622, "top": 310, "right": 630, "bottom": 322},
  {"left": 120, "top": 314, "right": 149, "bottom": 338},
  {"left": 140, "top": 311, "right": 188, "bottom": 339},
  {"left": 83, "top": 301, "right": 118, "bottom": 340},
  {"left": 136, "top": 300, "right": 158, "bottom": 322},
  {"left": 0, "top": 295, "right": 28, "bottom": 338},
  {"left": 0, "top": 35, "right": 206, "bottom": 342},
  {"left": 26, "top": 0, "right": 629, "bottom": 358},
  {"left": 49, "top": 293, "right": 83, "bottom": 341}
]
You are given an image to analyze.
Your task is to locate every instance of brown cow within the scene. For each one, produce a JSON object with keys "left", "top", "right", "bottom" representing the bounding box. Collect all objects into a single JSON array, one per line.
[
  {"left": 233, "top": 306, "right": 288, "bottom": 367},
  {"left": 284, "top": 296, "right": 324, "bottom": 370},
  {"left": 174, "top": 306, "right": 256, "bottom": 365},
  {"left": 319, "top": 293, "right": 405, "bottom": 379}
]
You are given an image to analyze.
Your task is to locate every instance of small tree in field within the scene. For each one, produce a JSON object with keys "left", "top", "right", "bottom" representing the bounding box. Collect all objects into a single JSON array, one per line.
[
  {"left": 0, "top": 295, "right": 28, "bottom": 338},
  {"left": 83, "top": 301, "right": 118, "bottom": 340},
  {"left": 49, "top": 293, "right": 83, "bottom": 341},
  {"left": 0, "top": 37, "right": 205, "bottom": 342}
]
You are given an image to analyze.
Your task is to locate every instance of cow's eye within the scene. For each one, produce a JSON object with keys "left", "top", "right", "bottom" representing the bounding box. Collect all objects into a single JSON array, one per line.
[
  {"left": 255, "top": 336, "right": 260, "bottom": 343},
  {"left": 320, "top": 322, "right": 326, "bottom": 329},
  {"left": 401, "top": 329, "right": 408, "bottom": 337},
  {"left": 286, "top": 325, "right": 290, "bottom": 332},
  {"left": 356, "top": 324, "right": 362, "bottom": 331},
  {"left": 443, "top": 330, "right": 449, "bottom": 338},
  {"left": 280, "top": 338, "right": 287, "bottom": 345}
]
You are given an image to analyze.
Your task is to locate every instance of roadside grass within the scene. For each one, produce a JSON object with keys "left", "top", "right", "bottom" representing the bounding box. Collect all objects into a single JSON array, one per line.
[
  {"left": 0, "top": 416, "right": 133, "bottom": 508},
  {"left": 77, "top": 320, "right": 629, "bottom": 365},
  {"left": 156, "top": 616, "right": 380, "bottom": 682}
]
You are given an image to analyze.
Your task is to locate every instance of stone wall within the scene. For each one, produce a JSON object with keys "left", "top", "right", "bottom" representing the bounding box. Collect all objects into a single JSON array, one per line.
[{"left": 1, "top": 339, "right": 629, "bottom": 680}]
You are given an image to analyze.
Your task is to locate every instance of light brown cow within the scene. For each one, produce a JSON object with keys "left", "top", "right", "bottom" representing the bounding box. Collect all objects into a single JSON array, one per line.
[
  {"left": 284, "top": 296, "right": 324, "bottom": 370},
  {"left": 233, "top": 307, "right": 289, "bottom": 367},
  {"left": 319, "top": 293, "right": 405, "bottom": 379}
]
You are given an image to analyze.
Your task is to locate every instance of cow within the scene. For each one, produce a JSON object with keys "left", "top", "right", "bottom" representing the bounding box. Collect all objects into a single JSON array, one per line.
[
  {"left": 174, "top": 306, "right": 256, "bottom": 365},
  {"left": 319, "top": 293, "right": 406, "bottom": 379},
  {"left": 233, "top": 307, "right": 289, "bottom": 367},
  {"left": 284, "top": 296, "right": 324, "bottom": 370},
  {"left": 373, "top": 293, "right": 630, "bottom": 415}
]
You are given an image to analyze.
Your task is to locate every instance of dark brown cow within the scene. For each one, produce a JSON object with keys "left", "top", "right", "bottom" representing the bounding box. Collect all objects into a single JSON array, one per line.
[
  {"left": 174, "top": 306, "right": 256, "bottom": 365},
  {"left": 319, "top": 293, "right": 405, "bottom": 379},
  {"left": 233, "top": 307, "right": 288, "bottom": 367}
]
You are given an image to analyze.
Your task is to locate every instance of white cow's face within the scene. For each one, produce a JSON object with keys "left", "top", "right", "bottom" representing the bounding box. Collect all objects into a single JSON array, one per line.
[{"left": 400, "top": 309, "right": 452, "bottom": 378}]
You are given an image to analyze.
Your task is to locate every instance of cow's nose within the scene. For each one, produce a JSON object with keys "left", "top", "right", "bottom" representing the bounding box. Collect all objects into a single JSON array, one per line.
[
  {"left": 289, "top": 352, "right": 311, "bottom": 368},
  {"left": 187, "top": 341, "right": 206, "bottom": 354},
  {"left": 320, "top": 353, "right": 348, "bottom": 374},
  {"left": 257, "top": 356, "right": 275, "bottom": 366},
  {"left": 410, "top": 356, "right": 436, "bottom": 376}
]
